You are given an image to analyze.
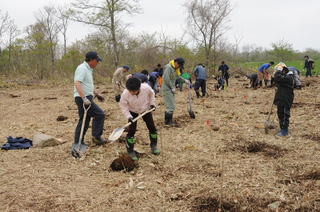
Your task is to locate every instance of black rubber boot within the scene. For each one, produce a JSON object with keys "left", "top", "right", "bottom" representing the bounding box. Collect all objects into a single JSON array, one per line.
[
  {"left": 126, "top": 135, "right": 137, "bottom": 161},
  {"left": 195, "top": 91, "right": 200, "bottom": 98},
  {"left": 150, "top": 133, "right": 160, "bottom": 155},
  {"left": 115, "top": 95, "right": 121, "bottom": 102},
  {"left": 165, "top": 112, "right": 177, "bottom": 126}
]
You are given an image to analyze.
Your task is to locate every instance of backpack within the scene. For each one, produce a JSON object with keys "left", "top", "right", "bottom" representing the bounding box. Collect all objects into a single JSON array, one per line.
[
  {"left": 309, "top": 59, "right": 315, "bottom": 69},
  {"left": 1, "top": 136, "right": 33, "bottom": 150}
]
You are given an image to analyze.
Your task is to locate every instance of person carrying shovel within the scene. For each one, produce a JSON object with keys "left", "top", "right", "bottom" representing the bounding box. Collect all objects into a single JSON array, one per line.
[
  {"left": 119, "top": 77, "right": 159, "bottom": 161},
  {"left": 273, "top": 64, "right": 294, "bottom": 136},
  {"left": 73, "top": 51, "right": 107, "bottom": 148}
]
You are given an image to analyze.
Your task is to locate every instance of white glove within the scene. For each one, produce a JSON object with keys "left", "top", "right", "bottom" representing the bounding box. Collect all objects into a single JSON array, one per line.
[
  {"left": 171, "top": 88, "right": 176, "bottom": 93},
  {"left": 82, "top": 97, "right": 91, "bottom": 106},
  {"left": 219, "top": 88, "right": 221, "bottom": 91},
  {"left": 185, "top": 79, "right": 190, "bottom": 85}
]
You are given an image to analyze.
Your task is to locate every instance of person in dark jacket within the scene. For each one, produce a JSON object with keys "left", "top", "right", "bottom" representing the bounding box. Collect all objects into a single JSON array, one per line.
[
  {"left": 141, "top": 70, "right": 159, "bottom": 94},
  {"left": 247, "top": 73, "right": 258, "bottom": 88},
  {"left": 214, "top": 76, "right": 225, "bottom": 90},
  {"left": 273, "top": 65, "right": 294, "bottom": 136},
  {"left": 303, "top": 55, "right": 314, "bottom": 77},
  {"left": 218, "top": 61, "right": 230, "bottom": 86}
]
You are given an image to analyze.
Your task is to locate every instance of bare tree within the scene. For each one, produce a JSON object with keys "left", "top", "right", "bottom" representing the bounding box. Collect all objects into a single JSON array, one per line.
[
  {"left": 69, "top": 0, "right": 142, "bottom": 68},
  {"left": 184, "top": 0, "right": 233, "bottom": 74},
  {"left": 57, "top": 5, "right": 70, "bottom": 55},
  {"left": 35, "top": 5, "right": 61, "bottom": 74},
  {"left": 0, "top": 10, "right": 11, "bottom": 72}
]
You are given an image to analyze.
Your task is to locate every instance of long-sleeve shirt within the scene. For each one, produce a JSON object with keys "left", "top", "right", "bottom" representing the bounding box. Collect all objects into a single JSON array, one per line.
[
  {"left": 112, "top": 67, "right": 125, "bottom": 87},
  {"left": 119, "top": 83, "right": 155, "bottom": 120}
]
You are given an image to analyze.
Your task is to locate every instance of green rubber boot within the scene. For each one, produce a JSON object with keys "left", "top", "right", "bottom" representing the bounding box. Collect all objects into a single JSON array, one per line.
[
  {"left": 126, "top": 135, "right": 137, "bottom": 161},
  {"left": 150, "top": 133, "right": 160, "bottom": 155}
]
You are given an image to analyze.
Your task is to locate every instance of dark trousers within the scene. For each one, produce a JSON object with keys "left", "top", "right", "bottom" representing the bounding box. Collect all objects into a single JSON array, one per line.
[
  {"left": 194, "top": 79, "right": 206, "bottom": 94},
  {"left": 127, "top": 111, "right": 157, "bottom": 137},
  {"left": 277, "top": 106, "right": 290, "bottom": 129},
  {"left": 306, "top": 67, "right": 312, "bottom": 77},
  {"left": 74, "top": 96, "right": 105, "bottom": 143}
]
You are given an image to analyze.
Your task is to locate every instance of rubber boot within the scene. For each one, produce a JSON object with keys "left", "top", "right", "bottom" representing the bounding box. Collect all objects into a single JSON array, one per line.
[
  {"left": 276, "top": 128, "right": 288, "bottom": 136},
  {"left": 150, "top": 133, "right": 160, "bottom": 155},
  {"left": 126, "top": 135, "right": 137, "bottom": 161},
  {"left": 195, "top": 90, "right": 200, "bottom": 98},
  {"left": 115, "top": 95, "right": 121, "bottom": 102},
  {"left": 202, "top": 92, "right": 205, "bottom": 97},
  {"left": 165, "top": 112, "right": 177, "bottom": 126}
]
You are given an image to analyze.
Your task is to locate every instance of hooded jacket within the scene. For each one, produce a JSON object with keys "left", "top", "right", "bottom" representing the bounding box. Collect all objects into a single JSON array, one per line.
[{"left": 273, "top": 70, "right": 294, "bottom": 107}]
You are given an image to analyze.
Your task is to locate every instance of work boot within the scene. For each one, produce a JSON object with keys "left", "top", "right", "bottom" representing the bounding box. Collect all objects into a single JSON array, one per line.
[
  {"left": 150, "top": 133, "right": 160, "bottom": 155},
  {"left": 164, "top": 112, "right": 177, "bottom": 126},
  {"left": 92, "top": 137, "right": 107, "bottom": 145},
  {"left": 202, "top": 92, "right": 205, "bottom": 97},
  {"left": 276, "top": 128, "right": 288, "bottom": 136},
  {"left": 195, "top": 91, "right": 200, "bottom": 98},
  {"left": 126, "top": 135, "right": 137, "bottom": 161},
  {"left": 115, "top": 95, "right": 121, "bottom": 102}
]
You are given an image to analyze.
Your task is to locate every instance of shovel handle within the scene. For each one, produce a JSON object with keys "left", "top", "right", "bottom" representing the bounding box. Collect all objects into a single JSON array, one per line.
[{"left": 124, "top": 107, "right": 156, "bottom": 127}]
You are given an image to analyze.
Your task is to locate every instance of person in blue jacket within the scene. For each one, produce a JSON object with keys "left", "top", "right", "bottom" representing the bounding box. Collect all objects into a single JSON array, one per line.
[{"left": 257, "top": 61, "right": 274, "bottom": 88}]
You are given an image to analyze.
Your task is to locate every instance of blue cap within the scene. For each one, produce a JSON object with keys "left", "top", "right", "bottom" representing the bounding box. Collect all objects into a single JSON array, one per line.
[
  {"left": 86, "top": 51, "right": 103, "bottom": 61},
  {"left": 124, "top": 65, "right": 130, "bottom": 70}
]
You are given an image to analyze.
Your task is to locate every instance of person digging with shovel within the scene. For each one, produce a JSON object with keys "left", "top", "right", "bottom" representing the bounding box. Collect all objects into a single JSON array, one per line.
[
  {"left": 73, "top": 51, "right": 107, "bottom": 155},
  {"left": 273, "top": 64, "right": 294, "bottom": 136},
  {"left": 119, "top": 77, "right": 159, "bottom": 161}
]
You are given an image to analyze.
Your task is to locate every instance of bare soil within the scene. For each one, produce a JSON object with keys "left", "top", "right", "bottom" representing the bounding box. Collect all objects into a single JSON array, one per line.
[{"left": 0, "top": 76, "right": 319, "bottom": 211}]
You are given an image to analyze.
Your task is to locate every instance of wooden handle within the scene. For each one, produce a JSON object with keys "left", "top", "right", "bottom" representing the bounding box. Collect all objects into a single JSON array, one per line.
[{"left": 124, "top": 107, "right": 156, "bottom": 127}]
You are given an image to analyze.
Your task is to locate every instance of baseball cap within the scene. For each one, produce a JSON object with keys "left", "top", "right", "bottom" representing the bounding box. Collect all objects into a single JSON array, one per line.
[
  {"left": 124, "top": 65, "right": 130, "bottom": 70},
  {"left": 174, "top": 58, "right": 185, "bottom": 69},
  {"left": 86, "top": 51, "right": 103, "bottom": 61}
]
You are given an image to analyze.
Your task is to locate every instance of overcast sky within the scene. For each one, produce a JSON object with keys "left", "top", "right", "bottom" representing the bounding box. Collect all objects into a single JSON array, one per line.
[{"left": 2, "top": 0, "right": 319, "bottom": 52}]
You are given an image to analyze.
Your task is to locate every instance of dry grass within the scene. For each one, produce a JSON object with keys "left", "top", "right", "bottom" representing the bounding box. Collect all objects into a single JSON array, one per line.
[{"left": 0, "top": 76, "right": 319, "bottom": 211}]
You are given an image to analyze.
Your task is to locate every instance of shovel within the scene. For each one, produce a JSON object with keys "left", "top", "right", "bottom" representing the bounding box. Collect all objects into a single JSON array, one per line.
[
  {"left": 108, "top": 108, "right": 155, "bottom": 142},
  {"left": 264, "top": 89, "right": 277, "bottom": 134},
  {"left": 71, "top": 103, "right": 91, "bottom": 158},
  {"left": 187, "top": 84, "right": 195, "bottom": 119}
]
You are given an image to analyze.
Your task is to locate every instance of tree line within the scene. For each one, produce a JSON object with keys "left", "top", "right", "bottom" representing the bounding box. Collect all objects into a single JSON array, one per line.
[{"left": 0, "top": 0, "right": 319, "bottom": 81}]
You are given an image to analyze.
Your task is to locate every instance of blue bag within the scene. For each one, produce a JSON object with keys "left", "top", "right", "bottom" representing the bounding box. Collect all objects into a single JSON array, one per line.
[{"left": 1, "top": 136, "right": 33, "bottom": 150}]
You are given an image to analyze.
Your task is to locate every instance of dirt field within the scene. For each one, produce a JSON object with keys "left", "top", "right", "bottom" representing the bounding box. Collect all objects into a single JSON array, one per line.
[{"left": 0, "top": 75, "right": 319, "bottom": 211}]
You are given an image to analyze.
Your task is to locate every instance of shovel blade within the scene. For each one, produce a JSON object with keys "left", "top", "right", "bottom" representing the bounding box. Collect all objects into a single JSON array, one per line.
[
  {"left": 188, "top": 110, "right": 195, "bottom": 119},
  {"left": 71, "top": 142, "right": 87, "bottom": 158},
  {"left": 108, "top": 126, "right": 125, "bottom": 142}
]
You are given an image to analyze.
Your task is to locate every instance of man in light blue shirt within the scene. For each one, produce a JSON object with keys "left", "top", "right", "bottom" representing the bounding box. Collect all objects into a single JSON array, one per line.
[{"left": 74, "top": 51, "right": 106, "bottom": 146}]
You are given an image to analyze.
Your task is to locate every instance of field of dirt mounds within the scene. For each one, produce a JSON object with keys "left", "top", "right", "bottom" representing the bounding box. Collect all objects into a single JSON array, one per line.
[{"left": 0, "top": 76, "right": 319, "bottom": 211}]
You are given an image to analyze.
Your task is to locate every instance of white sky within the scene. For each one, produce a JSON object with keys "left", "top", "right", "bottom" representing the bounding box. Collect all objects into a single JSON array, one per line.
[{"left": 2, "top": 0, "right": 319, "bottom": 52}]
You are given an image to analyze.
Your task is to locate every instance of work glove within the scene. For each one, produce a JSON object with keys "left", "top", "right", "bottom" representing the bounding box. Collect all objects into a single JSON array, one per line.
[
  {"left": 128, "top": 117, "right": 134, "bottom": 124},
  {"left": 95, "top": 93, "right": 105, "bottom": 102},
  {"left": 149, "top": 105, "right": 156, "bottom": 111},
  {"left": 185, "top": 79, "right": 190, "bottom": 85},
  {"left": 171, "top": 88, "right": 176, "bottom": 93},
  {"left": 82, "top": 97, "right": 91, "bottom": 106}
]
